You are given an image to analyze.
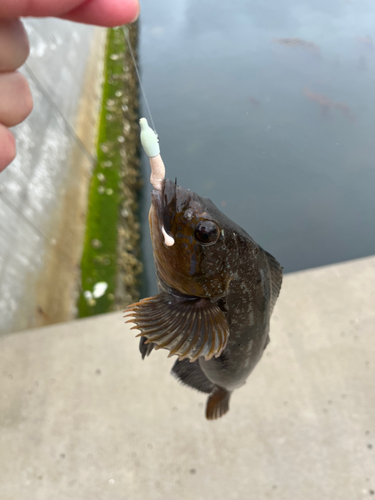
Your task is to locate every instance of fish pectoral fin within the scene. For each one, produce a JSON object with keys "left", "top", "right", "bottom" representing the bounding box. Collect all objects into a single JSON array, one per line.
[{"left": 124, "top": 292, "right": 229, "bottom": 362}]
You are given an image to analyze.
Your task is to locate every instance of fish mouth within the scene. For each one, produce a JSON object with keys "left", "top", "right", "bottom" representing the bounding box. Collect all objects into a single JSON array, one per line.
[{"left": 151, "top": 178, "right": 178, "bottom": 240}]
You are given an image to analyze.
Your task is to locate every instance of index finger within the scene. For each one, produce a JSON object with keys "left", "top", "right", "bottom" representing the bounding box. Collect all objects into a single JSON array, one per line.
[
  {"left": 0, "top": 0, "right": 140, "bottom": 26},
  {"left": 0, "top": 0, "right": 85, "bottom": 18}
]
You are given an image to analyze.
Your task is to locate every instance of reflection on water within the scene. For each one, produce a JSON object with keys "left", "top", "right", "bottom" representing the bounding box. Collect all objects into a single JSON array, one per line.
[{"left": 138, "top": 0, "right": 375, "bottom": 295}]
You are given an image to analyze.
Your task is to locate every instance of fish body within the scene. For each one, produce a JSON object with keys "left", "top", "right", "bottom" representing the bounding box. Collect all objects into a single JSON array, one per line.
[{"left": 126, "top": 178, "right": 282, "bottom": 419}]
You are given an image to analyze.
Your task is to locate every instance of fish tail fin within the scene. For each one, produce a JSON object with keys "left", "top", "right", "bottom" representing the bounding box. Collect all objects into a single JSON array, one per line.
[
  {"left": 171, "top": 359, "right": 215, "bottom": 394},
  {"left": 206, "top": 387, "right": 231, "bottom": 420}
]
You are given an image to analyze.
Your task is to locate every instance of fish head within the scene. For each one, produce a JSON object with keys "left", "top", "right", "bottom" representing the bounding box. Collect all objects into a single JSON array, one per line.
[{"left": 149, "top": 178, "right": 239, "bottom": 298}]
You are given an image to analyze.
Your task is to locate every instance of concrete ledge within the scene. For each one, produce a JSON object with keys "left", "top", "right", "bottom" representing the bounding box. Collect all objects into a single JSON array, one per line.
[{"left": 1, "top": 256, "right": 374, "bottom": 499}]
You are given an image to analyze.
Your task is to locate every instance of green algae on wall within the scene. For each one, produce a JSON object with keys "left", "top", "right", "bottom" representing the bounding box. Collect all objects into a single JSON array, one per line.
[{"left": 78, "top": 25, "right": 142, "bottom": 318}]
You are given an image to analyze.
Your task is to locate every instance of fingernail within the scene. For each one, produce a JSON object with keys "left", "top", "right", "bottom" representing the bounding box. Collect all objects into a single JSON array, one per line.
[{"left": 131, "top": 0, "right": 140, "bottom": 22}]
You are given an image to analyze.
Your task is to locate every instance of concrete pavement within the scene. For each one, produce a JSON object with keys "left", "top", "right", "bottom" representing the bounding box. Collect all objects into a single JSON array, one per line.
[{"left": 0, "top": 256, "right": 374, "bottom": 499}]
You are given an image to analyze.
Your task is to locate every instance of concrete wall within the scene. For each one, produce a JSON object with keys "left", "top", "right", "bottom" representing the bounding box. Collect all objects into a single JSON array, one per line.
[
  {"left": 0, "top": 19, "right": 106, "bottom": 335},
  {"left": 0, "top": 256, "right": 374, "bottom": 499}
]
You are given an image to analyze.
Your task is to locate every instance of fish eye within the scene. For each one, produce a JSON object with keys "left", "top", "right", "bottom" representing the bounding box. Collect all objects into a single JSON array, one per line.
[{"left": 194, "top": 220, "right": 220, "bottom": 245}]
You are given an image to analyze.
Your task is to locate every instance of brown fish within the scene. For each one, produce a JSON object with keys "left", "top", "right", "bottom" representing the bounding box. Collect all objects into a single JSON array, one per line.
[
  {"left": 125, "top": 175, "right": 283, "bottom": 420},
  {"left": 125, "top": 118, "right": 282, "bottom": 419}
]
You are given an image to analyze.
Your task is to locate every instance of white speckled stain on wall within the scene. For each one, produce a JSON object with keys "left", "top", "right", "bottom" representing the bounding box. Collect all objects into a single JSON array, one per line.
[{"left": 0, "top": 18, "right": 100, "bottom": 335}]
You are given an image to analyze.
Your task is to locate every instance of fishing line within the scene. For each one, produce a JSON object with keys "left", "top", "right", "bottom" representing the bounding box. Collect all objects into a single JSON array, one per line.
[
  {"left": 24, "top": 63, "right": 97, "bottom": 165},
  {"left": 1, "top": 27, "right": 150, "bottom": 282},
  {"left": 0, "top": 190, "right": 74, "bottom": 285},
  {"left": 0, "top": 65, "right": 97, "bottom": 280},
  {"left": 123, "top": 25, "right": 158, "bottom": 136}
]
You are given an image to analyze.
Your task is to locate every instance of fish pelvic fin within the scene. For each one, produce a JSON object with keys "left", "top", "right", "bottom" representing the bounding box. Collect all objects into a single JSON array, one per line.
[
  {"left": 124, "top": 292, "right": 229, "bottom": 362},
  {"left": 171, "top": 358, "right": 215, "bottom": 394},
  {"left": 139, "top": 337, "right": 155, "bottom": 359},
  {"left": 206, "top": 387, "right": 231, "bottom": 420}
]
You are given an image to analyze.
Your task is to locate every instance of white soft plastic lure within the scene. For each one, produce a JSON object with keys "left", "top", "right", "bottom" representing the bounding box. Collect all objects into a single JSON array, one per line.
[{"left": 140, "top": 118, "right": 175, "bottom": 247}]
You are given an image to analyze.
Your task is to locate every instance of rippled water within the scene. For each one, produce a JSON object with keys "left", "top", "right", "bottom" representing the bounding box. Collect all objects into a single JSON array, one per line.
[{"left": 138, "top": 0, "right": 375, "bottom": 295}]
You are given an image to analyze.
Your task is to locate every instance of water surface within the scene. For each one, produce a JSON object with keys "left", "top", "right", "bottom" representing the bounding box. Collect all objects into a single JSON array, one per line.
[{"left": 138, "top": 0, "right": 375, "bottom": 295}]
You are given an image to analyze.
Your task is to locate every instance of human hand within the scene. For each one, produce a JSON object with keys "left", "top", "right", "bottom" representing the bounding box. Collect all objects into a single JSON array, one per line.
[{"left": 0, "top": 0, "right": 140, "bottom": 173}]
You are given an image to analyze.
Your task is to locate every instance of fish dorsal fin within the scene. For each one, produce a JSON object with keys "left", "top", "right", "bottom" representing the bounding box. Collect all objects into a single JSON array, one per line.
[
  {"left": 124, "top": 292, "right": 229, "bottom": 362},
  {"left": 264, "top": 250, "right": 283, "bottom": 312}
]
